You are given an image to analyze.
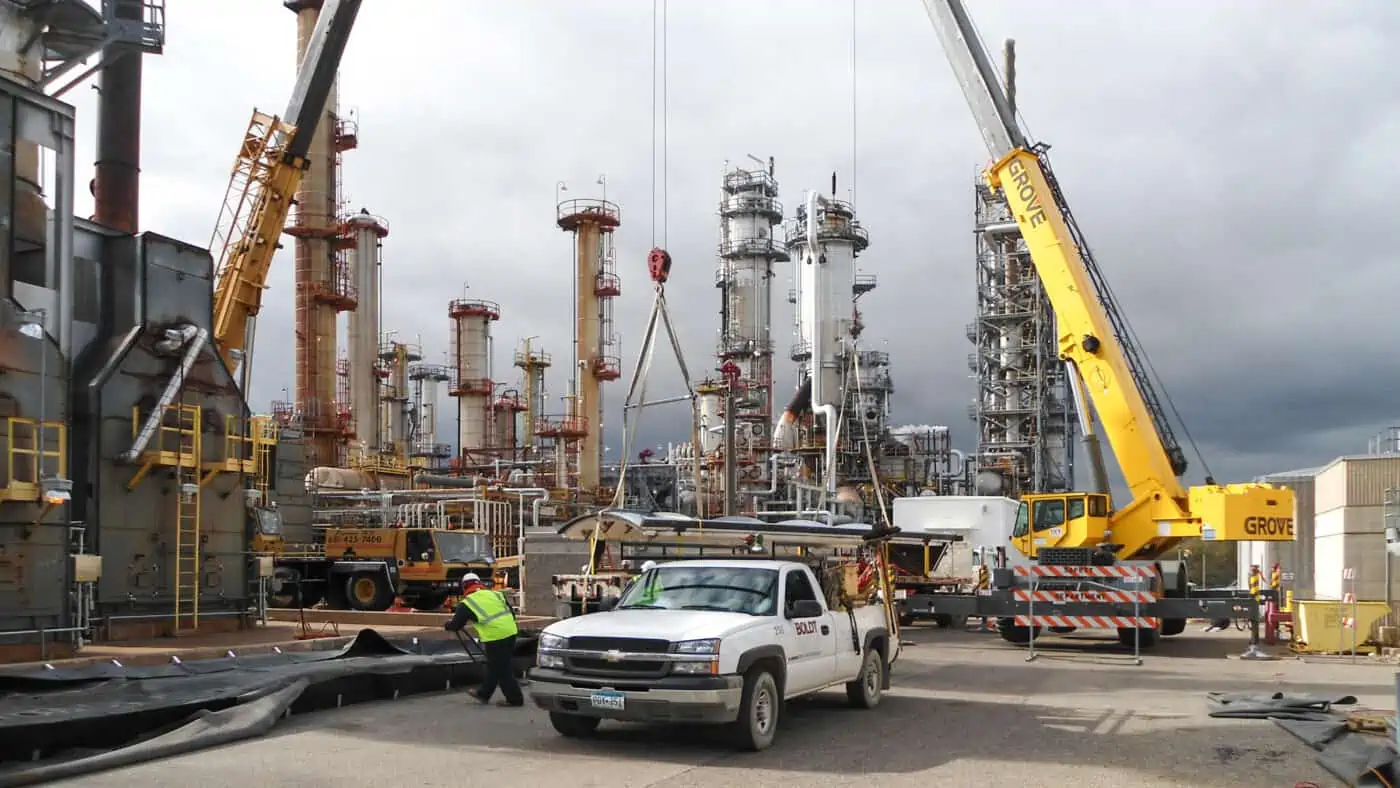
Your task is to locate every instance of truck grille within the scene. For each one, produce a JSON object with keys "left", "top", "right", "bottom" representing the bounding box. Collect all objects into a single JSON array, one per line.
[
  {"left": 566, "top": 657, "right": 670, "bottom": 678},
  {"left": 568, "top": 637, "right": 671, "bottom": 654},
  {"left": 563, "top": 637, "right": 672, "bottom": 679}
]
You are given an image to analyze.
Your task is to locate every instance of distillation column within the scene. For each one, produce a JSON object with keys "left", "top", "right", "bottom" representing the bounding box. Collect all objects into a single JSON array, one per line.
[
  {"left": 286, "top": 0, "right": 357, "bottom": 466},
  {"left": 409, "top": 362, "right": 451, "bottom": 468},
  {"left": 378, "top": 339, "right": 420, "bottom": 464},
  {"left": 448, "top": 299, "right": 499, "bottom": 469},
  {"left": 716, "top": 161, "right": 788, "bottom": 488},
  {"left": 344, "top": 210, "right": 387, "bottom": 453},
  {"left": 967, "top": 42, "right": 1074, "bottom": 497},
  {"left": 514, "top": 340, "right": 552, "bottom": 457},
  {"left": 784, "top": 190, "right": 870, "bottom": 486},
  {"left": 556, "top": 198, "right": 621, "bottom": 492}
]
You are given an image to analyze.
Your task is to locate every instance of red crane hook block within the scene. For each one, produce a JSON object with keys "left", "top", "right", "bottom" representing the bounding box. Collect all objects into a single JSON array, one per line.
[{"left": 648, "top": 247, "right": 672, "bottom": 284}]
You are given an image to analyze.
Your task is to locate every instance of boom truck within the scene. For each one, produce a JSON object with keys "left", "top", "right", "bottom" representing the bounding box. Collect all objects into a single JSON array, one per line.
[{"left": 907, "top": 0, "right": 1295, "bottom": 650}]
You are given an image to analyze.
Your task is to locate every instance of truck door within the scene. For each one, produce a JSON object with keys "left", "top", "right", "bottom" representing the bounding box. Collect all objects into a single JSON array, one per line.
[{"left": 781, "top": 568, "right": 837, "bottom": 695}]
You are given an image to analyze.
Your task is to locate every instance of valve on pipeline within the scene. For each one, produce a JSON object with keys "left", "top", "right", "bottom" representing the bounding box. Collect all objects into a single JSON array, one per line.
[{"left": 648, "top": 247, "right": 672, "bottom": 284}]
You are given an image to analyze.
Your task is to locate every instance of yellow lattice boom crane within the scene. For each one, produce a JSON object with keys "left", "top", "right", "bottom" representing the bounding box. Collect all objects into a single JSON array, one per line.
[{"left": 209, "top": 0, "right": 362, "bottom": 383}]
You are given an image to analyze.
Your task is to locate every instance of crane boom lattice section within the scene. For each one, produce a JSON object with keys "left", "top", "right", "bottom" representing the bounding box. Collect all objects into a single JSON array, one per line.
[{"left": 210, "top": 110, "right": 299, "bottom": 369}]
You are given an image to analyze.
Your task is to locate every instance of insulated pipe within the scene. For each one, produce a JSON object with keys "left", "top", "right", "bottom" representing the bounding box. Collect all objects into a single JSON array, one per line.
[
  {"left": 122, "top": 326, "right": 209, "bottom": 462},
  {"left": 980, "top": 222, "right": 1019, "bottom": 235},
  {"left": 816, "top": 404, "right": 839, "bottom": 496},
  {"left": 412, "top": 473, "right": 484, "bottom": 488}
]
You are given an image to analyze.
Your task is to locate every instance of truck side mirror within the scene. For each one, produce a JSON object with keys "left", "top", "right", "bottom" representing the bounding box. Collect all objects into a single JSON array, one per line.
[
  {"left": 598, "top": 596, "right": 619, "bottom": 612},
  {"left": 788, "top": 599, "right": 823, "bottom": 619}
]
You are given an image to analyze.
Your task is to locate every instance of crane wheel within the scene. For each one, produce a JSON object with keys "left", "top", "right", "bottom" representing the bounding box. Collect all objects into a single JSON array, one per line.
[
  {"left": 345, "top": 572, "right": 394, "bottom": 611},
  {"left": 997, "top": 618, "right": 1040, "bottom": 645},
  {"left": 1161, "top": 618, "right": 1186, "bottom": 637}
]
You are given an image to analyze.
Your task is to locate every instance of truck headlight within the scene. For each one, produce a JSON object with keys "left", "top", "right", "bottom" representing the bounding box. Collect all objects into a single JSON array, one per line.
[
  {"left": 671, "top": 639, "right": 719, "bottom": 674},
  {"left": 538, "top": 632, "right": 568, "bottom": 668},
  {"left": 672, "top": 638, "right": 719, "bottom": 655}
]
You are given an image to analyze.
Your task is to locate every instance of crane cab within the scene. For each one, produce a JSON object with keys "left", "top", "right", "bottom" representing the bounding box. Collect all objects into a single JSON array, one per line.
[{"left": 1011, "top": 493, "right": 1111, "bottom": 558}]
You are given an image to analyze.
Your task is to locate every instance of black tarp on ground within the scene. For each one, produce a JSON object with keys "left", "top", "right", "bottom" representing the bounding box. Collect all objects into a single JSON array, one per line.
[
  {"left": 1206, "top": 690, "right": 1400, "bottom": 787},
  {"left": 0, "top": 629, "right": 537, "bottom": 786}
]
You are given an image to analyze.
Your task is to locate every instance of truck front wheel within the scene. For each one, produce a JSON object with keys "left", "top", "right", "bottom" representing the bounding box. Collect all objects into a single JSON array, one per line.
[
  {"left": 730, "top": 668, "right": 780, "bottom": 751},
  {"left": 846, "top": 646, "right": 883, "bottom": 709},
  {"left": 549, "top": 712, "right": 600, "bottom": 738}
]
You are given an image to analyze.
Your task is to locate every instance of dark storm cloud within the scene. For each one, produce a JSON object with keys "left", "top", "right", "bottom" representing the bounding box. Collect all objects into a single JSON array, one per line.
[{"left": 67, "top": 1, "right": 1398, "bottom": 485}]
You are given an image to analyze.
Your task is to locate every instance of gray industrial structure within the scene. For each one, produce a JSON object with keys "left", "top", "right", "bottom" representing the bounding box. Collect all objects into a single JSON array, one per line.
[
  {"left": 0, "top": 1, "right": 327, "bottom": 658},
  {"left": 968, "top": 177, "right": 1076, "bottom": 498}
]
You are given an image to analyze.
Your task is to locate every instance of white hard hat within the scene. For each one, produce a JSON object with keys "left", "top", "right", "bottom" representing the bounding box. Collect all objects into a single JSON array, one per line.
[
  {"left": 460, "top": 572, "right": 481, "bottom": 585},
  {"left": 641, "top": 561, "right": 658, "bottom": 572}
]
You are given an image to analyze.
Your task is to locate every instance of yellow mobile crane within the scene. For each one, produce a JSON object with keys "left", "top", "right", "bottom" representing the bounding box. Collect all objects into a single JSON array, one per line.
[{"left": 909, "top": 0, "right": 1295, "bottom": 650}]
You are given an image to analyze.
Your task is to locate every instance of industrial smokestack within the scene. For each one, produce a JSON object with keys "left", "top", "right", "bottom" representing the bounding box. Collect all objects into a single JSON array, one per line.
[
  {"left": 830, "top": 172, "right": 837, "bottom": 198},
  {"left": 93, "top": 0, "right": 147, "bottom": 234}
]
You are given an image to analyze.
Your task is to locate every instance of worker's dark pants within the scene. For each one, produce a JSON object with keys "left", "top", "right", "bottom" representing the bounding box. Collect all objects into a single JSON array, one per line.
[{"left": 477, "top": 634, "right": 523, "bottom": 705}]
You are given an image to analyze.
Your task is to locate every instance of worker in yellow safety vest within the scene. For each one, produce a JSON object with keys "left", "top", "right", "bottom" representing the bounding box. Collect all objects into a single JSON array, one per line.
[{"left": 444, "top": 572, "right": 524, "bottom": 707}]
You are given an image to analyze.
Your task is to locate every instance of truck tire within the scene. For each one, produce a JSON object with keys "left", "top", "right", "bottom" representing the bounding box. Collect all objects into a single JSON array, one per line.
[
  {"left": 345, "top": 572, "right": 394, "bottom": 611},
  {"left": 845, "top": 646, "right": 884, "bottom": 709},
  {"left": 1161, "top": 618, "right": 1186, "bottom": 637},
  {"left": 549, "top": 712, "right": 600, "bottom": 738},
  {"left": 1117, "top": 626, "right": 1160, "bottom": 649},
  {"left": 730, "top": 668, "right": 780, "bottom": 751}
]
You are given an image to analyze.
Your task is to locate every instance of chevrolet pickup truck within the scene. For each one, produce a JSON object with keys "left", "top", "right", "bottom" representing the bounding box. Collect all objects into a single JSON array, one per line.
[{"left": 527, "top": 558, "right": 898, "bottom": 751}]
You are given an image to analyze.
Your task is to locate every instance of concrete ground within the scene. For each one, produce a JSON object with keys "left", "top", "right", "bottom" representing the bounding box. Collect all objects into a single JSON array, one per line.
[{"left": 55, "top": 626, "right": 1395, "bottom": 788}]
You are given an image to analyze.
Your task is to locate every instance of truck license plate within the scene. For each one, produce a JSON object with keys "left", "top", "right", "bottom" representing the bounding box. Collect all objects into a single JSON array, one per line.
[{"left": 590, "top": 690, "right": 625, "bottom": 711}]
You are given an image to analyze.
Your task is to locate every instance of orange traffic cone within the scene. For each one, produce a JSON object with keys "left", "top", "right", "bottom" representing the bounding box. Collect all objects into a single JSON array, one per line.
[{"left": 388, "top": 596, "right": 412, "bottom": 613}]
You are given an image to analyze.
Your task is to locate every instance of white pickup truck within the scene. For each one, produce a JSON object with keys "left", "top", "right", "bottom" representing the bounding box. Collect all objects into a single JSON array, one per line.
[{"left": 527, "top": 558, "right": 898, "bottom": 751}]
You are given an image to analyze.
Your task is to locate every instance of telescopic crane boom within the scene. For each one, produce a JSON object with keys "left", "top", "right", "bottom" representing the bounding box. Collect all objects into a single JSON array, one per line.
[
  {"left": 209, "top": 0, "right": 363, "bottom": 380},
  {"left": 918, "top": 0, "right": 1294, "bottom": 561}
]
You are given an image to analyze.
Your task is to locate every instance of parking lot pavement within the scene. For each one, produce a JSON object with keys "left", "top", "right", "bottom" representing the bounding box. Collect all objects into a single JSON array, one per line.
[{"left": 56, "top": 628, "right": 1392, "bottom": 787}]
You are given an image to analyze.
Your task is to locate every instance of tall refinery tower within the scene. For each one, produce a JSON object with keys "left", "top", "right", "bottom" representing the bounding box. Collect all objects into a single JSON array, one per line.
[
  {"left": 716, "top": 159, "right": 788, "bottom": 485},
  {"left": 285, "top": 0, "right": 358, "bottom": 466},
  {"left": 448, "top": 297, "right": 500, "bottom": 468},
  {"left": 968, "top": 40, "right": 1075, "bottom": 497},
  {"left": 784, "top": 185, "right": 870, "bottom": 490},
  {"left": 557, "top": 198, "right": 622, "bottom": 494}
]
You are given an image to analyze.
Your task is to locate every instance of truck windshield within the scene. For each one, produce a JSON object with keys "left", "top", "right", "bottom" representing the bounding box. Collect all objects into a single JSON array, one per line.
[
  {"left": 434, "top": 531, "right": 493, "bottom": 565},
  {"left": 616, "top": 565, "right": 779, "bottom": 615}
]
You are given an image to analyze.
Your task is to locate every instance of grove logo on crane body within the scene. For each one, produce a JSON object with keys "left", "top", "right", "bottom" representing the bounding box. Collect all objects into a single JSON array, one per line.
[
  {"left": 1004, "top": 159, "right": 1048, "bottom": 229},
  {"left": 1242, "top": 516, "right": 1294, "bottom": 537}
]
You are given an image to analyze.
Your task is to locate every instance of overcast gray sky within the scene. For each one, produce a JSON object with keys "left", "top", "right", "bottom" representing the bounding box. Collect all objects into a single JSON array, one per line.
[{"left": 65, "top": 0, "right": 1399, "bottom": 488}]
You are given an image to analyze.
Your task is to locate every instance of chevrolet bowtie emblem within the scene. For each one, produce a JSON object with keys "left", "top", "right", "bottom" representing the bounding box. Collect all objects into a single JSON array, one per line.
[{"left": 605, "top": 650, "right": 623, "bottom": 662}]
